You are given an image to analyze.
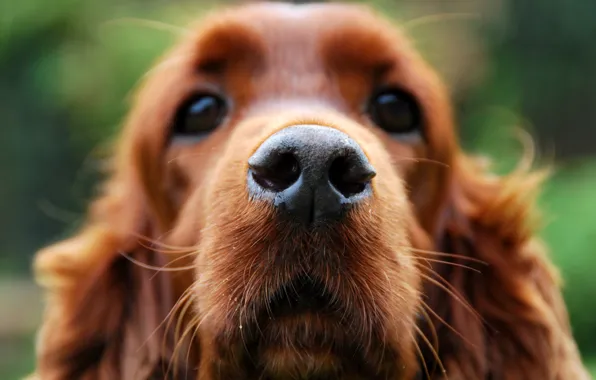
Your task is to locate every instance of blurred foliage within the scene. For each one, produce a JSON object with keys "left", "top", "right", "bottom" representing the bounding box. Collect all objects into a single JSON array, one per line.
[
  {"left": 1, "top": 0, "right": 596, "bottom": 378},
  {"left": 541, "top": 162, "right": 596, "bottom": 352},
  {"left": 0, "top": 335, "right": 35, "bottom": 380},
  {"left": 0, "top": 0, "right": 205, "bottom": 273}
]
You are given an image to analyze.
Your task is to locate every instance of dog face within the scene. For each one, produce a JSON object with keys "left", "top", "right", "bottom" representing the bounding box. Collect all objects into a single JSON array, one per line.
[
  {"left": 122, "top": 3, "right": 456, "bottom": 378},
  {"left": 34, "top": 3, "right": 589, "bottom": 380}
]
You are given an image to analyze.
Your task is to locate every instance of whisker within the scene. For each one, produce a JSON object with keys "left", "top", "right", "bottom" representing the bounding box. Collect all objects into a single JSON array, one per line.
[
  {"left": 174, "top": 293, "right": 196, "bottom": 346},
  {"left": 149, "top": 250, "right": 198, "bottom": 281},
  {"left": 138, "top": 286, "right": 193, "bottom": 354},
  {"left": 417, "top": 304, "right": 439, "bottom": 355},
  {"left": 419, "top": 271, "right": 483, "bottom": 324},
  {"left": 162, "top": 286, "right": 196, "bottom": 378},
  {"left": 101, "top": 17, "right": 190, "bottom": 36},
  {"left": 131, "top": 232, "right": 199, "bottom": 253},
  {"left": 169, "top": 313, "right": 201, "bottom": 379},
  {"left": 119, "top": 251, "right": 196, "bottom": 272},
  {"left": 420, "top": 300, "right": 477, "bottom": 351},
  {"left": 410, "top": 247, "right": 488, "bottom": 265},
  {"left": 169, "top": 293, "right": 211, "bottom": 378},
  {"left": 410, "top": 329, "right": 431, "bottom": 380},
  {"left": 164, "top": 286, "right": 195, "bottom": 342},
  {"left": 402, "top": 12, "right": 480, "bottom": 32},
  {"left": 413, "top": 323, "right": 447, "bottom": 379},
  {"left": 138, "top": 243, "right": 195, "bottom": 256},
  {"left": 392, "top": 156, "right": 450, "bottom": 169},
  {"left": 414, "top": 257, "right": 483, "bottom": 274},
  {"left": 184, "top": 317, "right": 203, "bottom": 377}
]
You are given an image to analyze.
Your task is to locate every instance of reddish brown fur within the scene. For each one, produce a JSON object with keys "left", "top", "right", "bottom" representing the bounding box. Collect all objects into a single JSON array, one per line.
[{"left": 31, "top": 2, "right": 589, "bottom": 380}]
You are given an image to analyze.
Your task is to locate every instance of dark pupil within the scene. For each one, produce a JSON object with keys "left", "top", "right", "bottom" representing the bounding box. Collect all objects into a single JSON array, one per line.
[
  {"left": 180, "top": 96, "right": 222, "bottom": 134},
  {"left": 374, "top": 92, "right": 418, "bottom": 132}
]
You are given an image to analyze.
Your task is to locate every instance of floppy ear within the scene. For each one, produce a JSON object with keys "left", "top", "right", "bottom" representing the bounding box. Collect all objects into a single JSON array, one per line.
[
  {"left": 417, "top": 152, "right": 589, "bottom": 379},
  {"left": 32, "top": 178, "right": 197, "bottom": 379},
  {"left": 31, "top": 76, "right": 197, "bottom": 379}
]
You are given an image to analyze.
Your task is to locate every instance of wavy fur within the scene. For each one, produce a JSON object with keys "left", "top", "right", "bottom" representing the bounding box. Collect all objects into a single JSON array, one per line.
[{"left": 31, "top": 3, "right": 588, "bottom": 380}]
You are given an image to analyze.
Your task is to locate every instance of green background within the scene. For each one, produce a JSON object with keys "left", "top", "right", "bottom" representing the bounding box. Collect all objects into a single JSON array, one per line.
[{"left": 1, "top": 0, "right": 595, "bottom": 378}]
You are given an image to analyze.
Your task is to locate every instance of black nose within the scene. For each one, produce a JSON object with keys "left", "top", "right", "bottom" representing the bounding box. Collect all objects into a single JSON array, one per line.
[{"left": 247, "top": 125, "right": 376, "bottom": 225}]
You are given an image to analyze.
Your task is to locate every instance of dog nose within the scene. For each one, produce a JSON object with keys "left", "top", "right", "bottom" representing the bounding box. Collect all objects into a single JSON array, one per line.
[{"left": 247, "top": 125, "right": 375, "bottom": 225}]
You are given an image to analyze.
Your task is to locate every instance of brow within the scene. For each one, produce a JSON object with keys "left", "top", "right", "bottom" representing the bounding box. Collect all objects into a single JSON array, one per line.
[
  {"left": 193, "top": 20, "right": 266, "bottom": 74},
  {"left": 321, "top": 25, "right": 398, "bottom": 76}
]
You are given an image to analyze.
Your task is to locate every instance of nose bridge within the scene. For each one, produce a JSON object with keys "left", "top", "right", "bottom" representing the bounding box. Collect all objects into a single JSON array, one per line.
[
  {"left": 241, "top": 97, "right": 351, "bottom": 135},
  {"left": 247, "top": 123, "right": 375, "bottom": 226}
]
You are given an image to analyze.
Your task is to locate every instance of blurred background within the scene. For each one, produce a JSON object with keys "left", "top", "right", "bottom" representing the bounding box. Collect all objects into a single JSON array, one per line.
[{"left": 1, "top": 0, "right": 595, "bottom": 378}]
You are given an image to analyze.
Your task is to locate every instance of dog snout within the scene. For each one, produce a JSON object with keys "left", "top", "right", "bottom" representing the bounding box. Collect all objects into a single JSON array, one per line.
[{"left": 247, "top": 124, "right": 376, "bottom": 225}]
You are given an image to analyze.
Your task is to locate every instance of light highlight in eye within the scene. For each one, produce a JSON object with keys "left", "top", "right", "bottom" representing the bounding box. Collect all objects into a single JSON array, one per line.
[
  {"left": 172, "top": 94, "right": 227, "bottom": 138},
  {"left": 367, "top": 88, "right": 422, "bottom": 136}
]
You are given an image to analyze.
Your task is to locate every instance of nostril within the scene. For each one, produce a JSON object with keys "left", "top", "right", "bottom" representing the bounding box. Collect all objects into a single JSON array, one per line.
[
  {"left": 248, "top": 125, "right": 376, "bottom": 224},
  {"left": 249, "top": 152, "right": 301, "bottom": 192},
  {"left": 329, "top": 155, "right": 376, "bottom": 198}
]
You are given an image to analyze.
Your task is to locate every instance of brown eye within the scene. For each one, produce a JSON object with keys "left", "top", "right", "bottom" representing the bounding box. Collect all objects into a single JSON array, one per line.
[
  {"left": 173, "top": 94, "right": 226, "bottom": 136},
  {"left": 368, "top": 89, "right": 422, "bottom": 135}
]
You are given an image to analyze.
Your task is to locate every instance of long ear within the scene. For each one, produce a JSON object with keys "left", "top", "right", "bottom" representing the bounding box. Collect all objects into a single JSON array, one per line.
[
  {"left": 31, "top": 174, "right": 196, "bottom": 379},
  {"left": 418, "top": 152, "right": 590, "bottom": 379},
  {"left": 31, "top": 91, "right": 197, "bottom": 380},
  {"left": 29, "top": 34, "right": 205, "bottom": 377}
]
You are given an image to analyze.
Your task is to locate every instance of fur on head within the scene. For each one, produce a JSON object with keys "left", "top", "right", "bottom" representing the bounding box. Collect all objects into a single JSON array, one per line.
[{"left": 32, "top": 3, "right": 588, "bottom": 380}]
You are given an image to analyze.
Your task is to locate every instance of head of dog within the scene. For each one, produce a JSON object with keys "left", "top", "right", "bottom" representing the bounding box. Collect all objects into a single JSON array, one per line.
[
  {"left": 139, "top": 4, "right": 457, "bottom": 378},
  {"left": 34, "top": 3, "right": 582, "bottom": 380}
]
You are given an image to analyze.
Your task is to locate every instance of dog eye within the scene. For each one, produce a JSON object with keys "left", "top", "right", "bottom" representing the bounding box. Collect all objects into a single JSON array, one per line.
[
  {"left": 368, "top": 89, "right": 421, "bottom": 135},
  {"left": 173, "top": 94, "right": 226, "bottom": 136}
]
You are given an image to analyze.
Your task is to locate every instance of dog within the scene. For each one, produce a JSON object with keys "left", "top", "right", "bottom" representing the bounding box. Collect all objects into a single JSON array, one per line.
[{"left": 31, "top": 3, "right": 589, "bottom": 379}]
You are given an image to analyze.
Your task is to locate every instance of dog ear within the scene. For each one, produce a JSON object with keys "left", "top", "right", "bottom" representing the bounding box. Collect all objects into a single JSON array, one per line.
[
  {"left": 32, "top": 64, "right": 198, "bottom": 379},
  {"left": 417, "top": 153, "right": 588, "bottom": 378},
  {"left": 34, "top": 229, "right": 172, "bottom": 379},
  {"left": 32, "top": 176, "right": 198, "bottom": 379}
]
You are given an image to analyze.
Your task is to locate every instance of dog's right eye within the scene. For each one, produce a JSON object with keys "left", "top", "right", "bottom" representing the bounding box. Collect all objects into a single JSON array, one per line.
[{"left": 173, "top": 94, "right": 227, "bottom": 136}]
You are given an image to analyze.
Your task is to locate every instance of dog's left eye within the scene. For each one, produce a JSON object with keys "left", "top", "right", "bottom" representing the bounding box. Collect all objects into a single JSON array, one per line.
[
  {"left": 368, "top": 89, "right": 422, "bottom": 135},
  {"left": 173, "top": 94, "right": 227, "bottom": 136}
]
